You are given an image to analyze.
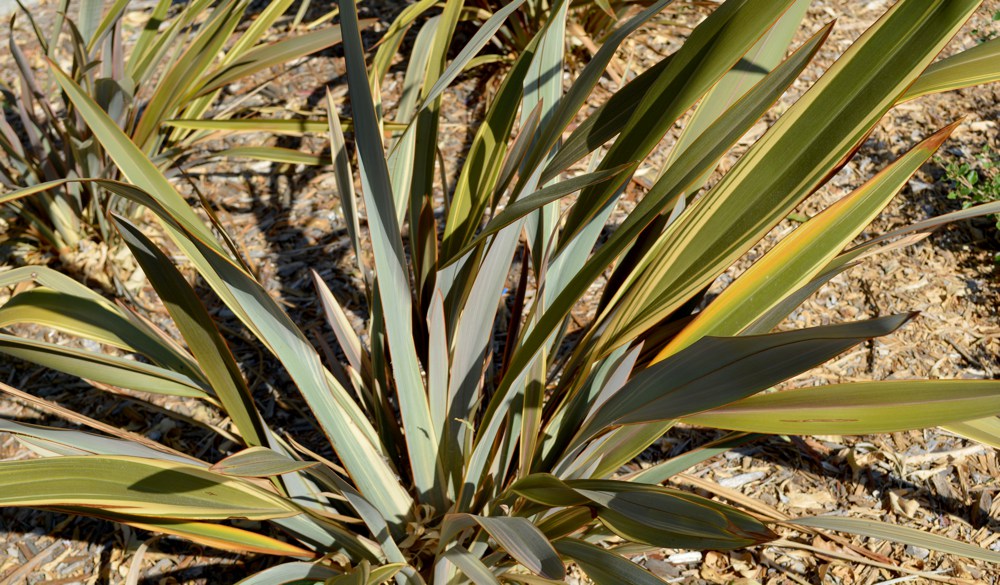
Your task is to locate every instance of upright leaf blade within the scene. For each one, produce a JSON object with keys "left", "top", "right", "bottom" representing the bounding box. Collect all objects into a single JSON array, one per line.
[
  {"left": 113, "top": 215, "right": 268, "bottom": 448},
  {"left": 338, "top": 0, "right": 442, "bottom": 508}
]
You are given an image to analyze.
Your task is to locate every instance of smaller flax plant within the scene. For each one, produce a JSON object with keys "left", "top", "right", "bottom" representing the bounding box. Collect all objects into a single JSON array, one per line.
[{"left": 0, "top": 0, "right": 347, "bottom": 283}]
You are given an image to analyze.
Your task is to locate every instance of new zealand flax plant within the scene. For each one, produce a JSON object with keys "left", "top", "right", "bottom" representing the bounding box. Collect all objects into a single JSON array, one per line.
[
  {"left": 3, "top": 0, "right": 1000, "bottom": 582},
  {"left": 0, "top": 0, "right": 348, "bottom": 284}
]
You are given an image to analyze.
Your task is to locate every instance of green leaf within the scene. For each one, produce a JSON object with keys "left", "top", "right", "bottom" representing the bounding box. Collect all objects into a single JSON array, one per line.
[
  {"left": 790, "top": 516, "right": 1000, "bottom": 563},
  {"left": 530, "top": 0, "right": 677, "bottom": 184},
  {"left": 659, "top": 0, "right": 811, "bottom": 187},
  {"left": 164, "top": 118, "right": 331, "bottom": 134},
  {"left": 0, "top": 287, "right": 203, "bottom": 382},
  {"left": 365, "top": 564, "right": 406, "bottom": 585},
  {"left": 196, "top": 25, "right": 351, "bottom": 97},
  {"left": 50, "top": 68, "right": 413, "bottom": 524},
  {"left": 599, "top": 0, "right": 982, "bottom": 352},
  {"left": 584, "top": 314, "right": 913, "bottom": 436},
  {"left": 584, "top": 488, "right": 774, "bottom": 550},
  {"left": 77, "top": 0, "right": 103, "bottom": 46},
  {"left": 215, "top": 146, "right": 327, "bottom": 166},
  {"left": 472, "top": 516, "right": 565, "bottom": 580},
  {"left": 560, "top": 0, "right": 795, "bottom": 239},
  {"left": 210, "top": 446, "right": 317, "bottom": 477},
  {"left": 113, "top": 215, "right": 268, "bottom": 448},
  {"left": 440, "top": 38, "right": 537, "bottom": 260},
  {"left": 470, "top": 19, "right": 831, "bottom": 493},
  {"left": 308, "top": 465, "right": 407, "bottom": 564},
  {"left": 0, "top": 333, "right": 210, "bottom": 400},
  {"left": 554, "top": 539, "right": 667, "bottom": 585},
  {"left": 338, "top": 0, "right": 442, "bottom": 509},
  {"left": 419, "top": 0, "right": 527, "bottom": 110},
  {"left": 56, "top": 506, "right": 315, "bottom": 557},
  {"left": 47, "top": 66, "right": 224, "bottom": 253},
  {"left": 236, "top": 562, "right": 340, "bottom": 584},
  {"left": 685, "top": 380, "right": 1000, "bottom": 434},
  {"left": 442, "top": 164, "right": 634, "bottom": 268},
  {"left": 944, "top": 416, "right": 1000, "bottom": 449},
  {"left": 834, "top": 200, "right": 1000, "bottom": 267},
  {"left": 86, "top": 0, "right": 129, "bottom": 52},
  {"left": 740, "top": 264, "right": 854, "bottom": 336},
  {"left": 130, "top": 0, "right": 246, "bottom": 150},
  {"left": 901, "top": 37, "right": 1000, "bottom": 102},
  {"left": 513, "top": 475, "right": 774, "bottom": 550},
  {"left": 0, "top": 456, "right": 298, "bottom": 519},
  {"left": 624, "top": 432, "right": 760, "bottom": 486},
  {"left": 441, "top": 546, "right": 502, "bottom": 585},
  {"left": 386, "top": 15, "right": 437, "bottom": 223},
  {"left": 223, "top": 0, "right": 295, "bottom": 59},
  {"left": 659, "top": 122, "right": 958, "bottom": 356},
  {"left": 444, "top": 224, "right": 522, "bottom": 488},
  {"left": 326, "top": 91, "right": 366, "bottom": 278},
  {"left": 536, "top": 508, "right": 593, "bottom": 541},
  {"left": 0, "top": 418, "right": 204, "bottom": 465},
  {"left": 370, "top": 0, "right": 437, "bottom": 88}
]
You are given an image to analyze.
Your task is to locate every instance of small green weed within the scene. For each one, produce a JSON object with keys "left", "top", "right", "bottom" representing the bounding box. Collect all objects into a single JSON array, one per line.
[
  {"left": 970, "top": 9, "right": 1000, "bottom": 42},
  {"left": 940, "top": 145, "right": 1000, "bottom": 229}
]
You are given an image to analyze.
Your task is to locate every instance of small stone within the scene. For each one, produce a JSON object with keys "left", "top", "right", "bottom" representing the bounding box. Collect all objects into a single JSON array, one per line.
[{"left": 904, "top": 544, "right": 930, "bottom": 560}]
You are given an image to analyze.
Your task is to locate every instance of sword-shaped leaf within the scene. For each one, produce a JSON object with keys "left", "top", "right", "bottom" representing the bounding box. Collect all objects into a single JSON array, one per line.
[
  {"left": 441, "top": 546, "right": 502, "bottom": 585},
  {"left": 659, "top": 122, "right": 958, "bottom": 356},
  {"left": 235, "top": 562, "right": 340, "bottom": 584},
  {"left": 472, "top": 516, "right": 564, "bottom": 580},
  {"left": 215, "top": 146, "right": 327, "bottom": 166},
  {"left": 440, "top": 39, "right": 537, "bottom": 260},
  {"left": 684, "top": 380, "right": 1000, "bottom": 434},
  {"left": 532, "top": 0, "right": 677, "bottom": 183},
  {"left": 113, "top": 215, "right": 268, "bottom": 448},
  {"left": 338, "top": 0, "right": 441, "bottom": 509},
  {"left": 442, "top": 164, "right": 634, "bottom": 268},
  {"left": 559, "top": 0, "right": 795, "bottom": 239},
  {"left": 583, "top": 314, "right": 912, "bottom": 436},
  {"left": 0, "top": 456, "right": 298, "bottom": 519},
  {"left": 0, "top": 333, "right": 210, "bottom": 399},
  {"left": 512, "top": 474, "right": 774, "bottom": 550},
  {"left": 195, "top": 25, "right": 354, "bottom": 97},
  {"left": 469, "top": 20, "right": 830, "bottom": 489},
  {"left": 418, "top": 0, "right": 527, "bottom": 111},
  {"left": 0, "top": 287, "right": 203, "bottom": 381},
  {"left": 54, "top": 506, "right": 314, "bottom": 557},
  {"left": 211, "top": 446, "right": 317, "bottom": 478},
  {"left": 0, "top": 418, "right": 204, "bottom": 465},
  {"left": 901, "top": 37, "right": 1000, "bottom": 102},
  {"left": 944, "top": 416, "right": 1000, "bottom": 449},
  {"left": 164, "top": 118, "right": 332, "bottom": 134},
  {"left": 554, "top": 539, "right": 667, "bottom": 585},
  {"left": 790, "top": 516, "right": 1000, "bottom": 563}
]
